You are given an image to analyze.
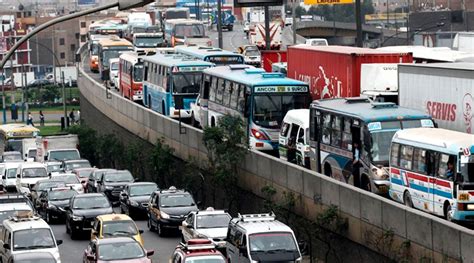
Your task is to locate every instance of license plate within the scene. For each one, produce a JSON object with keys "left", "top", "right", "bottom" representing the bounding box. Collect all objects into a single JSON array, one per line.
[{"left": 467, "top": 204, "right": 474, "bottom": 210}]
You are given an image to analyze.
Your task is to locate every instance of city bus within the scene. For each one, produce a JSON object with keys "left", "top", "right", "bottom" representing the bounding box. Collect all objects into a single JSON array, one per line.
[
  {"left": 164, "top": 19, "right": 211, "bottom": 47},
  {"left": 0, "top": 124, "right": 39, "bottom": 154},
  {"left": 97, "top": 38, "right": 134, "bottom": 81},
  {"left": 88, "top": 34, "right": 110, "bottom": 72},
  {"left": 389, "top": 128, "right": 474, "bottom": 222},
  {"left": 198, "top": 65, "right": 311, "bottom": 154},
  {"left": 175, "top": 46, "right": 244, "bottom": 65},
  {"left": 119, "top": 52, "right": 144, "bottom": 102},
  {"left": 308, "top": 97, "right": 435, "bottom": 194},
  {"left": 142, "top": 53, "right": 214, "bottom": 118}
]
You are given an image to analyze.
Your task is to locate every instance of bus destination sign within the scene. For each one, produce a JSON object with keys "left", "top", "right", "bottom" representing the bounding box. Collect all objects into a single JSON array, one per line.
[{"left": 254, "top": 86, "right": 309, "bottom": 93}]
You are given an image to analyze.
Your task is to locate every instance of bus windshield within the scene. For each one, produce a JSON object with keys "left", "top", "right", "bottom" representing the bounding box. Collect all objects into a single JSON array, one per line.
[
  {"left": 174, "top": 24, "right": 205, "bottom": 38},
  {"left": 133, "top": 64, "right": 144, "bottom": 82},
  {"left": 460, "top": 155, "right": 474, "bottom": 183},
  {"left": 135, "top": 36, "right": 163, "bottom": 47},
  {"left": 253, "top": 94, "right": 308, "bottom": 129},
  {"left": 172, "top": 72, "right": 202, "bottom": 94},
  {"left": 102, "top": 48, "right": 132, "bottom": 67},
  {"left": 91, "top": 44, "right": 99, "bottom": 56}
]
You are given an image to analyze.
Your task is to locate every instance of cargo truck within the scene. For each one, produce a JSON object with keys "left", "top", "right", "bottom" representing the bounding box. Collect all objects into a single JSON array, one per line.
[
  {"left": 287, "top": 45, "right": 413, "bottom": 101},
  {"left": 398, "top": 63, "right": 474, "bottom": 134},
  {"left": 360, "top": 63, "right": 398, "bottom": 103}
]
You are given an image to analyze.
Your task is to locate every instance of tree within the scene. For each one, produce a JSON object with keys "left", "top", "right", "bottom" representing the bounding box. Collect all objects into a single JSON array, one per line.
[
  {"left": 41, "top": 85, "right": 60, "bottom": 103},
  {"left": 67, "top": 125, "right": 98, "bottom": 166},
  {"left": 148, "top": 138, "right": 175, "bottom": 187},
  {"left": 202, "top": 115, "right": 247, "bottom": 210}
]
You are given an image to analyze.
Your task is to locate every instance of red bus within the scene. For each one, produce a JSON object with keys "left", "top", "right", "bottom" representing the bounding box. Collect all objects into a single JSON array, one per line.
[{"left": 119, "top": 52, "right": 144, "bottom": 102}]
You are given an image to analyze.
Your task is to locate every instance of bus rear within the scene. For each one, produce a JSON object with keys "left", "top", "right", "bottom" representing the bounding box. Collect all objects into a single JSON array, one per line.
[
  {"left": 165, "top": 20, "right": 211, "bottom": 47},
  {"left": 98, "top": 38, "right": 134, "bottom": 81}
]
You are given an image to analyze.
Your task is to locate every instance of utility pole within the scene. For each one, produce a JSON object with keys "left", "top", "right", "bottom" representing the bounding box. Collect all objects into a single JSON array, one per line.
[
  {"left": 355, "top": 0, "right": 363, "bottom": 47},
  {"left": 61, "top": 71, "right": 66, "bottom": 125},
  {"left": 52, "top": 27, "right": 57, "bottom": 85},
  {"left": 23, "top": 66, "right": 28, "bottom": 121},
  {"left": 292, "top": 0, "right": 296, "bottom": 44},
  {"left": 20, "top": 65, "right": 25, "bottom": 123},
  {"left": 217, "top": 0, "right": 223, "bottom": 48},
  {"left": 264, "top": 6, "right": 271, "bottom": 50}
]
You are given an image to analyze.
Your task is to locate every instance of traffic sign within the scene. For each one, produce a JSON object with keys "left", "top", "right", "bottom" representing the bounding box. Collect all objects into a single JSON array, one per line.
[{"left": 304, "top": 0, "right": 353, "bottom": 5}]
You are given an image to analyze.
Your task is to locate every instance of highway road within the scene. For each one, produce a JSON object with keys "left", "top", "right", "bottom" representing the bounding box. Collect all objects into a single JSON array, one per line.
[{"left": 52, "top": 207, "right": 180, "bottom": 263}]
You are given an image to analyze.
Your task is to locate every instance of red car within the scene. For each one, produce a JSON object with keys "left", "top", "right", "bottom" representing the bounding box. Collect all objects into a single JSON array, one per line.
[
  {"left": 73, "top": 168, "right": 97, "bottom": 191},
  {"left": 171, "top": 239, "right": 226, "bottom": 263},
  {"left": 83, "top": 237, "right": 154, "bottom": 263}
]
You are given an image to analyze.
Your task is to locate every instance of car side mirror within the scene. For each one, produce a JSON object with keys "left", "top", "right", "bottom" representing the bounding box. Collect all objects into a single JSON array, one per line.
[
  {"left": 16, "top": 174, "right": 20, "bottom": 178},
  {"left": 146, "top": 250, "right": 155, "bottom": 257},
  {"left": 56, "top": 240, "right": 63, "bottom": 246},
  {"left": 120, "top": 192, "right": 127, "bottom": 197},
  {"left": 139, "top": 230, "right": 144, "bottom": 234},
  {"left": 1, "top": 176, "right": 4, "bottom": 180},
  {"left": 44, "top": 156, "right": 48, "bottom": 161},
  {"left": 3, "top": 243, "right": 10, "bottom": 250}
]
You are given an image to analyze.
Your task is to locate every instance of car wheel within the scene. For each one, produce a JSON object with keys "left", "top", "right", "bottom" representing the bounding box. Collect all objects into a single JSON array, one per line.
[
  {"left": 157, "top": 222, "right": 165, "bottom": 237},
  {"left": 148, "top": 218, "right": 156, "bottom": 232}
]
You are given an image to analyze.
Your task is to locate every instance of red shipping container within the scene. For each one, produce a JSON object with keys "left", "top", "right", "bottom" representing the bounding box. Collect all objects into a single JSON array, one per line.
[
  {"left": 261, "top": 50, "right": 287, "bottom": 72},
  {"left": 287, "top": 45, "right": 413, "bottom": 100}
]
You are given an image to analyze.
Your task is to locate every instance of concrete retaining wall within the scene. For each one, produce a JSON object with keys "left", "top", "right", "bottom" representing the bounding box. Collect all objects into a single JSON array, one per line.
[{"left": 78, "top": 63, "right": 474, "bottom": 262}]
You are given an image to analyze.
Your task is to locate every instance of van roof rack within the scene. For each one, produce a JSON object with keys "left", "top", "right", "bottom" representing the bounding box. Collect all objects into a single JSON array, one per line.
[
  {"left": 345, "top": 97, "right": 369, "bottom": 104},
  {"left": 371, "top": 102, "right": 397, "bottom": 109},
  {"left": 237, "top": 212, "right": 275, "bottom": 222},
  {"left": 9, "top": 211, "right": 40, "bottom": 222}
]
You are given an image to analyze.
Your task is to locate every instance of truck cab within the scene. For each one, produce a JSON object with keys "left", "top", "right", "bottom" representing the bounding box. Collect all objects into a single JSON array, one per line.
[{"left": 15, "top": 162, "right": 48, "bottom": 195}]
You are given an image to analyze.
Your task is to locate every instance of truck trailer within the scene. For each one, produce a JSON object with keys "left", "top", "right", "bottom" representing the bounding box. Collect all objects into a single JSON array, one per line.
[
  {"left": 398, "top": 62, "right": 474, "bottom": 134},
  {"left": 287, "top": 45, "right": 413, "bottom": 101}
]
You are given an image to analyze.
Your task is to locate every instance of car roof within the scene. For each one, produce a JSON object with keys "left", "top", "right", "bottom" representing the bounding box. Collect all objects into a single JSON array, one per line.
[
  {"left": 19, "top": 162, "right": 46, "bottom": 168},
  {"left": 195, "top": 208, "right": 229, "bottom": 216},
  {"left": 283, "top": 109, "right": 310, "bottom": 128},
  {"left": 129, "top": 182, "right": 157, "bottom": 187},
  {"left": 97, "top": 214, "right": 133, "bottom": 222},
  {"left": 75, "top": 193, "right": 105, "bottom": 198},
  {"left": 3, "top": 162, "right": 21, "bottom": 169},
  {"left": 13, "top": 251, "right": 55, "bottom": 260},
  {"left": 4, "top": 215, "right": 50, "bottom": 231},
  {"left": 2, "top": 151, "right": 21, "bottom": 155},
  {"left": 96, "top": 236, "right": 138, "bottom": 245},
  {"left": 64, "top": 159, "right": 89, "bottom": 163},
  {"left": 230, "top": 214, "right": 294, "bottom": 235},
  {"left": 0, "top": 203, "right": 32, "bottom": 211}
]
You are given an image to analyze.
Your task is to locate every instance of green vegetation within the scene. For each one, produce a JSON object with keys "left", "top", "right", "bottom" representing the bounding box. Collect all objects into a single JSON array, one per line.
[
  {"left": 39, "top": 125, "right": 66, "bottom": 136},
  {"left": 1, "top": 87, "right": 79, "bottom": 110}
]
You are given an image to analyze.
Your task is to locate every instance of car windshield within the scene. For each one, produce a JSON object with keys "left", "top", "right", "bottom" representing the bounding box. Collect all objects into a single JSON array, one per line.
[
  {"left": 134, "top": 64, "right": 144, "bottom": 82},
  {"left": 3, "top": 153, "right": 22, "bottom": 161},
  {"left": 253, "top": 94, "right": 308, "bottom": 129},
  {"left": 130, "top": 184, "right": 157, "bottom": 196},
  {"left": 56, "top": 175, "right": 80, "bottom": 184},
  {"left": 103, "top": 220, "right": 138, "bottom": 236},
  {"left": 98, "top": 241, "right": 144, "bottom": 261},
  {"left": 13, "top": 228, "right": 56, "bottom": 250},
  {"left": 172, "top": 72, "right": 202, "bottom": 94},
  {"left": 111, "top": 62, "right": 119, "bottom": 71},
  {"left": 22, "top": 168, "right": 47, "bottom": 178},
  {"left": 102, "top": 49, "right": 132, "bottom": 67},
  {"left": 66, "top": 161, "right": 91, "bottom": 170},
  {"left": 174, "top": 24, "right": 205, "bottom": 38},
  {"left": 6, "top": 168, "right": 17, "bottom": 178},
  {"left": 135, "top": 36, "right": 163, "bottom": 47},
  {"left": 0, "top": 210, "right": 31, "bottom": 224},
  {"left": 37, "top": 181, "right": 65, "bottom": 191},
  {"left": 47, "top": 164, "right": 61, "bottom": 173},
  {"left": 49, "top": 189, "right": 76, "bottom": 201},
  {"left": 160, "top": 194, "right": 195, "bottom": 207},
  {"left": 77, "top": 170, "right": 93, "bottom": 178},
  {"left": 246, "top": 50, "right": 260, "bottom": 56},
  {"left": 73, "top": 196, "right": 110, "bottom": 209},
  {"left": 460, "top": 156, "right": 474, "bottom": 183},
  {"left": 196, "top": 214, "right": 231, "bottom": 229},
  {"left": 185, "top": 256, "right": 226, "bottom": 263},
  {"left": 249, "top": 232, "right": 297, "bottom": 252},
  {"left": 49, "top": 150, "right": 80, "bottom": 161},
  {"left": 104, "top": 171, "right": 134, "bottom": 182}
]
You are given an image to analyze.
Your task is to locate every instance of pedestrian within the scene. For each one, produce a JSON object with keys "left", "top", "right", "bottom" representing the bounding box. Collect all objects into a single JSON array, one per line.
[
  {"left": 27, "top": 112, "right": 34, "bottom": 126},
  {"left": 352, "top": 141, "right": 362, "bottom": 188},
  {"left": 39, "top": 110, "right": 45, "bottom": 126},
  {"left": 76, "top": 109, "right": 80, "bottom": 124},
  {"left": 69, "top": 109, "right": 75, "bottom": 124}
]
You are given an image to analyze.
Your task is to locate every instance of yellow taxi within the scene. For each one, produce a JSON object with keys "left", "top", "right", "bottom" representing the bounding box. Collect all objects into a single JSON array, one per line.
[{"left": 91, "top": 214, "right": 144, "bottom": 246}]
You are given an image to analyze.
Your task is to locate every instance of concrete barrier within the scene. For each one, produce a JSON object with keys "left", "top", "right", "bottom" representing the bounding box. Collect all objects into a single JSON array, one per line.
[{"left": 78, "top": 63, "right": 474, "bottom": 262}]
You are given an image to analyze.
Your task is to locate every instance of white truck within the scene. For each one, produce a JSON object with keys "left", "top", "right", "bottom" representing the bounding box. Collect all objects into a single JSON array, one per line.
[
  {"left": 249, "top": 22, "right": 282, "bottom": 50},
  {"left": 398, "top": 63, "right": 474, "bottom": 134},
  {"left": 360, "top": 63, "right": 398, "bottom": 103},
  {"left": 21, "top": 135, "right": 79, "bottom": 162},
  {"left": 452, "top": 32, "right": 474, "bottom": 53},
  {"left": 45, "top": 66, "right": 77, "bottom": 86}
]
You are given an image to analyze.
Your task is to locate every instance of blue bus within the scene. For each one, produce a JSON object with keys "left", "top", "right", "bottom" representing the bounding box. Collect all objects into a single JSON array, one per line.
[
  {"left": 197, "top": 65, "right": 311, "bottom": 154},
  {"left": 175, "top": 45, "right": 244, "bottom": 65},
  {"left": 142, "top": 53, "right": 214, "bottom": 118},
  {"left": 308, "top": 98, "right": 435, "bottom": 194}
]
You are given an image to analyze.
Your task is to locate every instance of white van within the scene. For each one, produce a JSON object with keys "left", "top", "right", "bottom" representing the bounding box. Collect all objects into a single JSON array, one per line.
[
  {"left": 2, "top": 163, "right": 21, "bottom": 192},
  {"left": 278, "top": 109, "right": 310, "bottom": 168},
  {"left": 0, "top": 212, "right": 62, "bottom": 263},
  {"left": 15, "top": 162, "right": 48, "bottom": 195},
  {"left": 305, "top": 38, "right": 328, "bottom": 46},
  {"left": 226, "top": 213, "right": 302, "bottom": 263}
]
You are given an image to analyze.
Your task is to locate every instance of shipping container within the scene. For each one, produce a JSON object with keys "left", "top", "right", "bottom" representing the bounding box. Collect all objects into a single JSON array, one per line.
[
  {"left": 261, "top": 50, "right": 287, "bottom": 72},
  {"left": 398, "top": 62, "right": 474, "bottom": 134},
  {"left": 287, "top": 45, "right": 413, "bottom": 100}
]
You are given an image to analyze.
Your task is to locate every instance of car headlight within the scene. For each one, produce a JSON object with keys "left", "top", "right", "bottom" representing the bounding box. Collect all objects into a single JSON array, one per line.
[
  {"left": 72, "top": 215, "right": 83, "bottom": 221},
  {"left": 130, "top": 200, "right": 139, "bottom": 207},
  {"left": 105, "top": 186, "right": 114, "bottom": 190},
  {"left": 160, "top": 211, "right": 170, "bottom": 219}
]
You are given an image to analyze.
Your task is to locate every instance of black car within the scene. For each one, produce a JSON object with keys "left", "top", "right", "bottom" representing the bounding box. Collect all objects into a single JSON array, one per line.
[
  {"left": 119, "top": 182, "right": 158, "bottom": 218},
  {"left": 147, "top": 186, "right": 198, "bottom": 236},
  {"left": 30, "top": 179, "right": 66, "bottom": 209},
  {"left": 87, "top": 169, "right": 116, "bottom": 193},
  {"left": 97, "top": 170, "right": 135, "bottom": 204},
  {"left": 65, "top": 193, "right": 113, "bottom": 239},
  {"left": 38, "top": 187, "right": 77, "bottom": 223}
]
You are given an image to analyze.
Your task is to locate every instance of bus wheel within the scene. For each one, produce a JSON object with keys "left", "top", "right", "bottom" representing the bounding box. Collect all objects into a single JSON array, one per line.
[
  {"left": 361, "top": 175, "right": 371, "bottom": 192},
  {"left": 403, "top": 191, "right": 413, "bottom": 208},
  {"left": 444, "top": 202, "right": 453, "bottom": 221},
  {"left": 323, "top": 163, "right": 332, "bottom": 177}
]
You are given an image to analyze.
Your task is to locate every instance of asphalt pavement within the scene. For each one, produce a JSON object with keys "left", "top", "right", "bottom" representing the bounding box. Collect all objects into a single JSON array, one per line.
[{"left": 52, "top": 207, "right": 180, "bottom": 263}]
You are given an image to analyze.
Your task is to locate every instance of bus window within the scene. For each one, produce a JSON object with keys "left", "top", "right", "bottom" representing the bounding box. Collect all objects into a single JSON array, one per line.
[
  {"left": 202, "top": 76, "right": 211, "bottom": 100},
  {"left": 390, "top": 143, "right": 400, "bottom": 167},
  {"left": 413, "top": 148, "right": 428, "bottom": 174},
  {"left": 400, "top": 145, "right": 414, "bottom": 170},
  {"left": 230, "top": 84, "right": 238, "bottom": 109},
  {"left": 210, "top": 77, "right": 217, "bottom": 102},
  {"left": 438, "top": 154, "right": 455, "bottom": 179},
  {"left": 297, "top": 127, "right": 305, "bottom": 144},
  {"left": 331, "top": 116, "right": 342, "bottom": 147},
  {"left": 237, "top": 85, "right": 246, "bottom": 113},
  {"left": 321, "top": 114, "right": 331, "bottom": 144},
  {"left": 289, "top": 124, "right": 300, "bottom": 144},
  {"left": 216, "top": 79, "right": 225, "bottom": 104},
  {"left": 223, "top": 81, "right": 232, "bottom": 107},
  {"left": 342, "top": 118, "right": 352, "bottom": 150},
  {"left": 280, "top": 123, "right": 290, "bottom": 137}
]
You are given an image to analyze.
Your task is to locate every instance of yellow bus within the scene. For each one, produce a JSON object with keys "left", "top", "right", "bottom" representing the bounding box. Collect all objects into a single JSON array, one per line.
[
  {"left": 97, "top": 37, "right": 134, "bottom": 81},
  {"left": 0, "top": 124, "right": 40, "bottom": 153}
]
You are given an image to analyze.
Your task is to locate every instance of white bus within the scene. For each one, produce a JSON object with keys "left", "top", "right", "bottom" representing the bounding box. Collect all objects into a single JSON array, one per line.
[{"left": 389, "top": 128, "right": 474, "bottom": 222}]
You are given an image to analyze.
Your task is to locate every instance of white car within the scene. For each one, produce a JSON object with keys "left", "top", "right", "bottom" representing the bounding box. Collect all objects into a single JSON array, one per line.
[
  {"left": 2, "top": 162, "right": 22, "bottom": 192},
  {"left": 50, "top": 173, "right": 84, "bottom": 194},
  {"left": 190, "top": 95, "right": 202, "bottom": 128},
  {"left": 109, "top": 58, "right": 120, "bottom": 90},
  {"left": 243, "top": 21, "right": 250, "bottom": 34},
  {"left": 0, "top": 203, "right": 33, "bottom": 226},
  {"left": 0, "top": 213, "right": 62, "bottom": 263},
  {"left": 181, "top": 207, "right": 232, "bottom": 248},
  {"left": 15, "top": 162, "right": 48, "bottom": 195}
]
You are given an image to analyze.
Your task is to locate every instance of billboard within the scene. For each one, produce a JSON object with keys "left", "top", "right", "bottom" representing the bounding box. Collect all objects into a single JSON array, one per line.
[
  {"left": 234, "top": 0, "right": 282, "bottom": 8},
  {"left": 78, "top": 0, "right": 96, "bottom": 5}
]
